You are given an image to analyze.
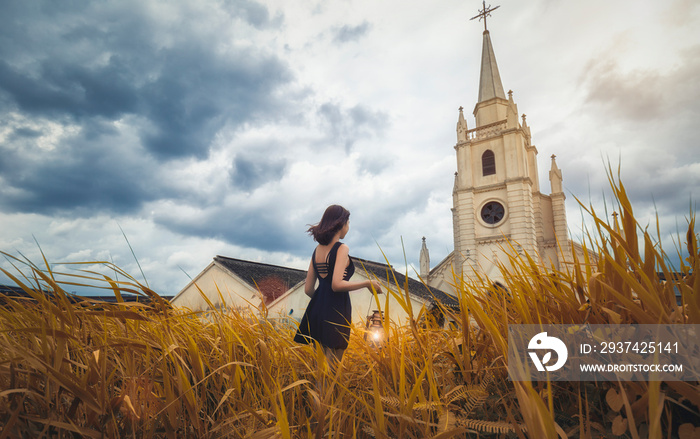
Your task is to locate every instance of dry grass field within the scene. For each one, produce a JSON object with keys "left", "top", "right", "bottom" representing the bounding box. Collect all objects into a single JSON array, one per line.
[{"left": 1, "top": 174, "right": 699, "bottom": 438}]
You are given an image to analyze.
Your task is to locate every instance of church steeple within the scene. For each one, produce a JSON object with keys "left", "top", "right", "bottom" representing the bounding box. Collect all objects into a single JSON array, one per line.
[
  {"left": 477, "top": 30, "right": 506, "bottom": 103},
  {"left": 470, "top": 1, "right": 506, "bottom": 104},
  {"left": 470, "top": 3, "right": 509, "bottom": 127},
  {"left": 424, "top": 2, "right": 579, "bottom": 293}
]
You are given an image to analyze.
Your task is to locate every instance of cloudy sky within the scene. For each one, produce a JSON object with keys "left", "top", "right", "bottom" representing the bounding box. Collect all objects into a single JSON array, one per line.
[{"left": 1, "top": 0, "right": 698, "bottom": 295}]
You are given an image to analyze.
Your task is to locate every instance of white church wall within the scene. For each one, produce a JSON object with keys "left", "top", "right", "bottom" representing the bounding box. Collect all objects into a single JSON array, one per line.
[
  {"left": 476, "top": 241, "right": 512, "bottom": 282},
  {"left": 171, "top": 263, "right": 262, "bottom": 312},
  {"left": 503, "top": 134, "right": 524, "bottom": 179},
  {"left": 538, "top": 194, "right": 555, "bottom": 241},
  {"left": 264, "top": 281, "right": 307, "bottom": 321},
  {"left": 428, "top": 253, "right": 457, "bottom": 294},
  {"left": 474, "top": 99, "right": 508, "bottom": 126},
  {"left": 527, "top": 147, "right": 539, "bottom": 192},
  {"left": 541, "top": 245, "right": 561, "bottom": 271}
]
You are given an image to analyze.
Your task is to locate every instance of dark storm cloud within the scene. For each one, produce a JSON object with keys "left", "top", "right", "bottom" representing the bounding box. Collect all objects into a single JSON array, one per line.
[
  {"left": 0, "top": 0, "right": 295, "bottom": 215},
  {"left": 0, "top": 57, "right": 140, "bottom": 119},
  {"left": 138, "top": 43, "right": 291, "bottom": 159},
  {"left": 10, "top": 127, "right": 43, "bottom": 140},
  {"left": 0, "top": 131, "right": 163, "bottom": 215},
  {"left": 317, "top": 102, "right": 388, "bottom": 152},
  {"left": 0, "top": 1, "right": 292, "bottom": 142},
  {"left": 153, "top": 182, "right": 436, "bottom": 256},
  {"left": 231, "top": 155, "right": 288, "bottom": 191},
  {"left": 154, "top": 203, "right": 307, "bottom": 253},
  {"left": 332, "top": 21, "right": 372, "bottom": 44},
  {"left": 221, "top": 0, "right": 281, "bottom": 28}
]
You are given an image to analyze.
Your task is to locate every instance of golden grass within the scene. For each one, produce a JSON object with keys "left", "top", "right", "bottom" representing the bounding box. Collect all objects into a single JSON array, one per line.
[{"left": 1, "top": 172, "right": 698, "bottom": 438}]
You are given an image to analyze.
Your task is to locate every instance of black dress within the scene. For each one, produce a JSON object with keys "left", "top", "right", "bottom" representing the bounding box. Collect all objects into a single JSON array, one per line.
[{"left": 294, "top": 241, "right": 355, "bottom": 350}]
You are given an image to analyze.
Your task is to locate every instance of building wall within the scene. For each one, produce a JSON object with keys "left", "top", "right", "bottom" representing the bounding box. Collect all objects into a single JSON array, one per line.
[
  {"left": 428, "top": 255, "right": 458, "bottom": 293},
  {"left": 171, "top": 263, "right": 262, "bottom": 311}
]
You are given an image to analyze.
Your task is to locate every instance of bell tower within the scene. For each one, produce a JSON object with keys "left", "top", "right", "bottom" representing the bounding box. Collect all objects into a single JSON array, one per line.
[
  {"left": 453, "top": 24, "right": 540, "bottom": 280},
  {"left": 424, "top": 2, "right": 571, "bottom": 291}
]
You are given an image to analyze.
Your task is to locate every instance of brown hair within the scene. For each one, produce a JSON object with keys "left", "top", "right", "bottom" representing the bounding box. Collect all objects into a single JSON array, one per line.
[{"left": 307, "top": 205, "right": 350, "bottom": 245}]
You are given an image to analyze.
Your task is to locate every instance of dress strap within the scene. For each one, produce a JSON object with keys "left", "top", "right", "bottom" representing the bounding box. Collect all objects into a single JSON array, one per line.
[
  {"left": 327, "top": 241, "right": 343, "bottom": 278},
  {"left": 311, "top": 248, "right": 318, "bottom": 274},
  {"left": 314, "top": 242, "right": 343, "bottom": 279}
]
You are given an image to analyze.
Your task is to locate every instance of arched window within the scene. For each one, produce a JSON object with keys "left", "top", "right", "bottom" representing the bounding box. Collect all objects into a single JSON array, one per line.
[{"left": 482, "top": 150, "right": 496, "bottom": 176}]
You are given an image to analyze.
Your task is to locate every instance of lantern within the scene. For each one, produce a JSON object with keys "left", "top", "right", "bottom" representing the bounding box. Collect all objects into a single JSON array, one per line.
[{"left": 364, "top": 310, "right": 384, "bottom": 345}]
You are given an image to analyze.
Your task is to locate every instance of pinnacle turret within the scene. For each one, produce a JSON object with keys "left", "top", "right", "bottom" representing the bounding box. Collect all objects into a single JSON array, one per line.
[
  {"left": 456, "top": 106, "right": 469, "bottom": 142},
  {"left": 419, "top": 237, "right": 430, "bottom": 278},
  {"left": 549, "top": 154, "right": 563, "bottom": 194}
]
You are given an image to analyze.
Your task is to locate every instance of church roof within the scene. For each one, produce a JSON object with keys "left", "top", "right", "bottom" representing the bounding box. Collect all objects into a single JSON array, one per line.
[
  {"left": 214, "top": 256, "right": 307, "bottom": 304},
  {"left": 477, "top": 30, "right": 506, "bottom": 102}
]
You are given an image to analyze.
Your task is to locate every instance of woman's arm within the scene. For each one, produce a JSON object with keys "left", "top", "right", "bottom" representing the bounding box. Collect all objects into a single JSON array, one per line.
[
  {"left": 331, "top": 244, "right": 383, "bottom": 294},
  {"left": 304, "top": 259, "right": 316, "bottom": 298}
]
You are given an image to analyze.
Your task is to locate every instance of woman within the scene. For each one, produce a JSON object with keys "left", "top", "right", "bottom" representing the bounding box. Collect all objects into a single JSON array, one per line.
[{"left": 294, "top": 205, "right": 383, "bottom": 366}]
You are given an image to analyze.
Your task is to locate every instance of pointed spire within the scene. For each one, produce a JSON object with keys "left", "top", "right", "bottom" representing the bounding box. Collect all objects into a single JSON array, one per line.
[
  {"left": 456, "top": 106, "right": 469, "bottom": 142},
  {"left": 477, "top": 30, "right": 506, "bottom": 103},
  {"left": 549, "top": 154, "right": 563, "bottom": 194},
  {"left": 419, "top": 237, "right": 430, "bottom": 278}
]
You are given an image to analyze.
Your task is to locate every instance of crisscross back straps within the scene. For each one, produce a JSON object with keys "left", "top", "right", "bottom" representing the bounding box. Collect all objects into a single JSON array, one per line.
[{"left": 313, "top": 242, "right": 341, "bottom": 279}]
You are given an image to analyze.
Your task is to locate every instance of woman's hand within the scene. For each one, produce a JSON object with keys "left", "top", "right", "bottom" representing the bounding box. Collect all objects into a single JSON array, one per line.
[{"left": 368, "top": 280, "right": 383, "bottom": 294}]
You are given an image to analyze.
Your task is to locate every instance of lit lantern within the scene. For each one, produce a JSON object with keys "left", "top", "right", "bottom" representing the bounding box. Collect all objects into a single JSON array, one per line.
[{"left": 364, "top": 310, "right": 384, "bottom": 345}]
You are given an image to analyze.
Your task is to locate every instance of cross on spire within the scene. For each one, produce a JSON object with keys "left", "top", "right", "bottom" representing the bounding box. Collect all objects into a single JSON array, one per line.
[{"left": 470, "top": 1, "right": 500, "bottom": 31}]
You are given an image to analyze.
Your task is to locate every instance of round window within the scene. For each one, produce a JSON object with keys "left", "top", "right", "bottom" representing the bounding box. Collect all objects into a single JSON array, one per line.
[{"left": 480, "top": 201, "right": 505, "bottom": 225}]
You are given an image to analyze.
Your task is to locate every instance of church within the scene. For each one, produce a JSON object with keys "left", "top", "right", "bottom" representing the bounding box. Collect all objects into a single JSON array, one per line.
[{"left": 419, "top": 8, "right": 590, "bottom": 294}]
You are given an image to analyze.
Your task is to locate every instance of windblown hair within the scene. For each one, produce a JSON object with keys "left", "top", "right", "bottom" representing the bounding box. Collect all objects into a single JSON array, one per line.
[{"left": 307, "top": 205, "right": 350, "bottom": 245}]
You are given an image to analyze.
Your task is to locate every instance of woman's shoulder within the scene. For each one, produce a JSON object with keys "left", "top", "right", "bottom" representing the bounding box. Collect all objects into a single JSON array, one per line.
[
  {"left": 334, "top": 242, "right": 351, "bottom": 261},
  {"left": 336, "top": 241, "right": 349, "bottom": 251}
]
